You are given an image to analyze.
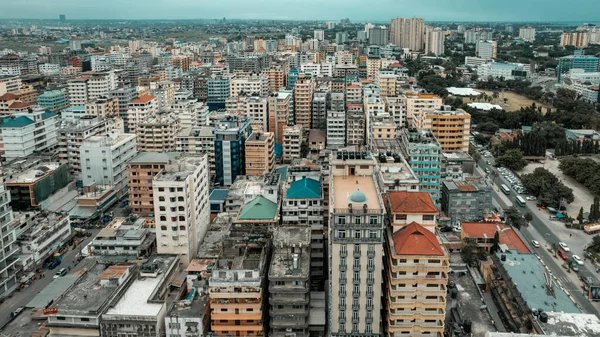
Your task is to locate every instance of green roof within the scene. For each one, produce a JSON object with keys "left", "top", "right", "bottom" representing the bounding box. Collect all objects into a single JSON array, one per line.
[
  {"left": 0, "top": 116, "right": 34, "bottom": 128},
  {"left": 42, "top": 112, "right": 56, "bottom": 120},
  {"left": 286, "top": 178, "right": 321, "bottom": 199},
  {"left": 238, "top": 196, "right": 278, "bottom": 220}
]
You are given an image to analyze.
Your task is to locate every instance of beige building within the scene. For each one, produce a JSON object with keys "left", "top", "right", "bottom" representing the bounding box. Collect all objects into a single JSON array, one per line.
[
  {"left": 175, "top": 126, "right": 215, "bottom": 178},
  {"left": 294, "top": 78, "right": 314, "bottom": 129},
  {"left": 386, "top": 191, "right": 438, "bottom": 232},
  {"left": 262, "top": 67, "right": 286, "bottom": 92},
  {"left": 376, "top": 71, "right": 399, "bottom": 97},
  {"left": 226, "top": 95, "right": 268, "bottom": 132},
  {"left": 229, "top": 74, "right": 270, "bottom": 97},
  {"left": 85, "top": 96, "right": 119, "bottom": 118},
  {"left": 127, "top": 95, "right": 158, "bottom": 134},
  {"left": 268, "top": 92, "right": 292, "bottom": 144},
  {"left": 384, "top": 222, "right": 449, "bottom": 337},
  {"left": 404, "top": 93, "right": 442, "bottom": 122},
  {"left": 390, "top": 17, "right": 426, "bottom": 50},
  {"left": 368, "top": 115, "right": 397, "bottom": 151},
  {"left": 425, "top": 27, "right": 445, "bottom": 56},
  {"left": 329, "top": 152, "right": 385, "bottom": 337},
  {"left": 561, "top": 31, "right": 590, "bottom": 49},
  {"left": 366, "top": 57, "right": 382, "bottom": 80},
  {"left": 245, "top": 132, "right": 275, "bottom": 176},
  {"left": 346, "top": 83, "right": 362, "bottom": 104},
  {"left": 283, "top": 125, "right": 303, "bottom": 163},
  {"left": 137, "top": 115, "right": 180, "bottom": 152},
  {"left": 419, "top": 107, "right": 471, "bottom": 153},
  {"left": 347, "top": 112, "right": 366, "bottom": 147}
]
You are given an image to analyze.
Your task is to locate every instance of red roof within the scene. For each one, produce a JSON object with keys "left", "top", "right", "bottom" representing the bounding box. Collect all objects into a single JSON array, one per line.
[
  {"left": 346, "top": 84, "right": 360, "bottom": 89},
  {"left": 392, "top": 222, "right": 445, "bottom": 256},
  {"left": 0, "top": 93, "right": 19, "bottom": 101},
  {"left": 387, "top": 191, "right": 436, "bottom": 214},
  {"left": 462, "top": 222, "right": 530, "bottom": 253},
  {"left": 131, "top": 95, "right": 156, "bottom": 104},
  {"left": 389, "top": 63, "right": 403, "bottom": 68},
  {"left": 8, "top": 102, "right": 31, "bottom": 109},
  {"left": 498, "top": 228, "right": 530, "bottom": 253}
]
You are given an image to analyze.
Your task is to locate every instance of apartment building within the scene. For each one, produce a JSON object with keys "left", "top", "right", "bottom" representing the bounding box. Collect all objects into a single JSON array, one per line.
[
  {"left": 153, "top": 153, "right": 210, "bottom": 266},
  {"left": 312, "top": 92, "right": 328, "bottom": 131},
  {"left": 268, "top": 91, "right": 292, "bottom": 144},
  {"left": 368, "top": 115, "right": 397, "bottom": 151},
  {"left": 150, "top": 81, "right": 176, "bottom": 110},
  {"left": 476, "top": 40, "right": 498, "bottom": 60},
  {"left": 384, "top": 96, "right": 406, "bottom": 128},
  {"left": 169, "top": 98, "right": 209, "bottom": 130},
  {"left": 0, "top": 169, "right": 18, "bottom": 298},
  {"left": 283, "top": 125, "right": 304, "bottom": 163},
  {"left": 419, "top": 107, "right": 471, "bottom": 153},
  {"left": 329, "top": 152, "right": 384, "bottom": 337},
  {"left": 226, "top": 95, "right": 268, "bottom": 132},
  {"left": 36, "top": 90, "right": 68, "bottom": 114},
  {"left": 67, "top": 77, "right": 89, "bottom": 106},
  {"left": 175, "top": 127, "right": 215, "bottom": 178},
  {"left": 0, "top": 107, "right": 58, "bottom": 161},
  {"left": 137, "top": 115, "right": 180, "bottom": 152},
  {"left": 384, "top": 222, "right": 449, "bottom": 337},
  {"left": 209, "top": 229, "right": 270, "bottom": 337},
  {"left": 269, "top": 227, "right": 311, "bottom": 337},
  {"left": 109, "top": 87, "right": 138, "bottom": 132},
  {"left": 404, "top": 93, "right": 442, "bottom": 122},
  {"left": 214, "top": 116, "right": 252, "bottom": 186},
  {"left": 386, "top": 191, "right": 438, "bottom": 232},
  {"left": 85, "top": 95, "right": 119, "bottom": 118},
  {"left": 347, "top": 112, "right": 366, "bottom": 147},
  {"left": 127, "top": 95, "right": 158, "bottom": 134},
  {"left": 294, "top": 78, "right": 314, "bottom": 129},
  {"left": 67, "top": 70, "right": 118, "bottom": 106},
  {"left": 561, "top": 32, "right": 589, "bottom": 49},
  {"left": 230, "top": 74, "right": 270, "bottom": 97},
  {"left": 425, "top": 27, "right": 445, "bottom": 56},
  {"left": 245, "top": 132, "right": 275, "bottom": 176},
  {"left": 80, "top": 131, "right": 138, "bottom": 196},
  {"left": 262, "top": 67, "right": 286, "bottom": 92},
  {"left": 346, "top": 84, "right": 362, "bottom": 104},
  {"left": 0, "top": 75, "right": 20, "bottom": 96},
  {"left": 401, "top": 128, "right": 442, "bottom": 205},
  {"left": 519, "top": 26, "right": 536, "bottom": 42},
  {"left": 366, "top": 58, "right": 382, "bottom": 80},
  {"left": 327, "top": 110, "right": 346, "bottom": 149},
  {"left": 390, "top": 17, "right": 426, "bottom": 50}
]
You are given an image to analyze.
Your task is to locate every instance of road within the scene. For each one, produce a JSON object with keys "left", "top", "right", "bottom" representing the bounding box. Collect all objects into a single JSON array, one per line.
[
  {"left": 0, "top": 228, "right": 99, "bottom": 330},
  {"left": 477, "top": 157, "right": 600, "bottom": 316}
]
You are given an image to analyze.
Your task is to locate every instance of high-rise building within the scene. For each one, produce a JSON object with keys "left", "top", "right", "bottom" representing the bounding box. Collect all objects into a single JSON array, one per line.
[
  {"left": 85, "top": 96, "right": 119, "bottom": 118},
  {"left": 37, "top": 90, "right": 68, "bottom": 114},
  {"left": 336, "top": 32, "right": 349, "bottom": 44},
  {"left": 0, "top": 107, "right": 58, "bottom": 161},
  {"left": 294, "top": 78, "right": 314, "bottom": 129},
  {"left": 0, "top": 168, "right": 17, "bottom": 297},
  {"left": 283, "top": 124, "right": 304, "bottom": 163},
  {"left": 80, "top": 131, "right": 138, "bottom": 196},
  {"left": 425, "top": 27, "right": 445, "bottom": 56},
  {"left": 153, "top": 153, "right": 209, "bottom": 266},
  {"left": 401, "top": 128, "right": 442, "bottom": 205},
  {"left": 244, "top": 131, "right": 275, "bottom": 176},
  {"left": 519, "top": 26, "right": 536, "bottom": 42},
  {"left": 110, "top": 87, "right": 138, "bottom": 132},
  {"left": 329, "top": 151, "right": 384, "bottom": 337},
  {"left": 262, "top": 67, "right": 286, "bottom": 92},
  {"left": 127, "top": 95, "right": 158, "bottom": 135},
  {"left": 314, "top": 29, "right": 325, "bottom": 41},
  {"left": 312, "top": 92, "right": 328, "bottom": 131},
  {"left": 389, "top": 17, "right": 426, "bottom": 50},
  {"left": 418, "top": 107, "right": 471, "bottom": 153},
  {"left": 327, "top": 110, "right": 346, "bottom": 149},
  {"left": 229, "top": 74, "right": 270, "bottom": 97},
  {"left": 557, "top": 52, "right": 600, "bottom": 80},
  {"left": 369, "top": 26, "right": 389, "bottom": 46},
  {"left": 561, "top": 32, "right": 590, "bottom": 49},
  {"left": 476, "top": 40, "right": 498, "bottom": 59},
  {"left": 268, "top": 91, "right": 292, "bottom": 144},
  {"left": 214, "top": 116, "right": 252, "bottom": 186},
  {"left": 404, "top": 93, "right": 443, "bottom": 123},
  {"left": 137, "top": 115, "right": 180, "bottom": 152}
]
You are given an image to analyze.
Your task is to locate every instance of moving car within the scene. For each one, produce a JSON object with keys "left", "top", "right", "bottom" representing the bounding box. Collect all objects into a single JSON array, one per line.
[
  {"left": 570, "top": 262, "right": 580, "bottom": 272},
  {"left": 559, "top": 242, "right": 570, "bottom": 251},
  {"left": 531, "top": 240, "right": 540, "bottom": 248},
  {"left": 572, "top": 255, "right": 584, "bottom": 265},
  {"left": 558, "top": 249, "right": 569, "bottom": 260},
  {"left": 53, "top": 268, "right": 67, "bottom": 279},
  {"left": 526, "top": 196, "right": 536, "bottom": 201}
]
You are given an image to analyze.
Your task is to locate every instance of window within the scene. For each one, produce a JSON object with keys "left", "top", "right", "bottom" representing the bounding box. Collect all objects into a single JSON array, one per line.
[
  {"left": 395, "top": 214, "right": 407, "bottom": 220},
  {"left": 161, "top": 225, "right": 167, "bottom": 230},
  {"left": 57, "top": 317, "right": 66, "bottom": 321},
  {"left": 354, "top": 230, "right": 361, "bottom": 239},
  {"left": 159, "top": 206, "right": 165, "bottom": 211},
  {"left": 160, "top": 216, "right": 166, "bottom": 221},
  {"left": 179, "top": 225, "right": 186, "bottom": 230},
  {"left": 159, "top": 196, "right": 165, "bottom": 202},
  {"left": 338, "top": 230, "right": 346, "bottom": 239},
  {"left": 178, "top": 216, "right": 185, "bottom": 221},
  {"left": 178, "top": 196, "right": 184, "bottom": 201},
  {"left": 423, "top": 215, "right": 434, "bottom": 221}
]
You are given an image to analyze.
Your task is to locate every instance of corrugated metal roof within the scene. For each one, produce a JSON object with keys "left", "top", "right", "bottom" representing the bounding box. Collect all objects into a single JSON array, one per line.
[{"left": 286, "top": 178, "right": 321, "bottom": 199}]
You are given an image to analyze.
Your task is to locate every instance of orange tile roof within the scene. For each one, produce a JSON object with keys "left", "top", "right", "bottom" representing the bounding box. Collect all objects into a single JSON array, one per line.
[
  {"left": 71, "top": 77, "right": 88, "bottom": 81},
  {"left": 99, "top": 265, "right": 129, "bottom": 280},
  {"left": 387, "top": 191, "right": 437, "bottom": 214},
  {"left": 462, "top": 222, "right": 530, "bottom": 253},
  {"left": 392, "top": 222, "right": 445, "bottom": 256},
  {"left": 388, "top": 63, "right": 403, "bottom": 68},
  {"left": 346, "top": 84, "right": 360, "bottom": 89},
  {"left": 8, "top": 102, "right": 31, "bottom": 109},
  {"left": 131, "top": 95, "right": 157, "bottom": 104},
  {"left": 498, "top": 229, "right": 531, "bottom": 253},
  {"left": 0, "top": 93, "right": 19, "bottom": 101}
]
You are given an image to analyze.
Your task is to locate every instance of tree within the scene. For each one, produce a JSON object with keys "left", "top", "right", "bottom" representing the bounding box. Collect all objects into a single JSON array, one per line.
[
  {"left": 461, "top": 238, "right": 479, "bottom": 266},
  {"left": 524, "top": 212, "right": 533, "bottom": 224},
  {"left": 551, "top": 242, "right": 559, "bottom": 257},
  {"left": 578, "top": 207, "right": 585, "bottom": 224},
  {"left": 504, "top": 206, "right": 525, "bottom": 229},
  {"left": 491, "top": 231, "right": 500, "bottom": 254},
  {"left": 497, "top": 149, "right": 528, "bottom": 171},
  {"left": 593, "top": 234, "right": 600, "bottom": 247},
  {"left": 521, "top": 167, "right": 574, "bottom": 208}
]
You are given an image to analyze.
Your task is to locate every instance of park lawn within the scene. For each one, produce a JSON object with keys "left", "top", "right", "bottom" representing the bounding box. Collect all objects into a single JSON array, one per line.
[{"left": 475, "top": 90, "right": 550, "bottom": 112}]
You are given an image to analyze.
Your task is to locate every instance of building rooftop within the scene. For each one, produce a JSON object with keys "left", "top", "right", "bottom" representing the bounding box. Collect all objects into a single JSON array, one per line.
[
  {"left": 237, "top": 196, "right": 278, "bottom": 221},
  {"left": 332, "top": 175, "right": 380, "bottom": 211},
  {"left": 387, "top": 191, "right": 437, "bottom": 214},
  {"left": 5, "top": 162, "right": 63, "bottom": 184},
  {"left": 443, "top": 181, "right": 479, "bottom": 193},
  {"left": 0, "top": 116, "right": 33, "bottom": 128},
  {"left": 286, "top": 178, "right": 321, "bottom": 199},
  {"left": 209, "top": 189, "right": 229, "bottom": 201},
  {"left": 154, "top": 154, "right": 206, "bottom": 182},
  {"left": 169, "top": 293, "right": 209, "bottom": 318},
  {"left": 392, "top": 222, "right": 445, "bottom": 256},
  {"left": 539, "top": 312, "right": 600, "bottom": 337},
  {"left": 308, "top": 129, "right": 326, "bottom": 143},
  {"left": 269, "top": 227, "right": 311, "bottom": 278},
  {"left": 129, "top": 152, "right": 181, "bottom": 164},
  {"left": 463, "top": 223, "right": 530, "bottom": 253},
  {"left": 130, "top": 95, "right": 157, "bottom": 104},
  {"left": 495, "top": 250, "right": 579, "bottom": 313},
  {"left": 197, "top": 212, "right": 233, "bottom": 259},
  {"left": 0, "top": 93, "right": 20, "bottom": 100}
]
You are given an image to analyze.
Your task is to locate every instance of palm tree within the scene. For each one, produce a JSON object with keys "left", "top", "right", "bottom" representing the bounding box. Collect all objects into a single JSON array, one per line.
[
  {"left": 551, "top": 242, "right": 559, "bottom": 258},
  {"left": 492, "top": 91, "right": 499, "bottom": 104}
]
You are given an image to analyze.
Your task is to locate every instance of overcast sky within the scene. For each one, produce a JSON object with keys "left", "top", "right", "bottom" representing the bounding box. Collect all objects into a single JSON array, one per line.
[{"left": 2, "top": 0, "right": 599, "bottom": 22}]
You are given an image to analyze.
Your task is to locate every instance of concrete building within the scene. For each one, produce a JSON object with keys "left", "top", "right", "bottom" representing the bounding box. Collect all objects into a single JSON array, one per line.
[
  {"left": 80, "top": 131, "right": 138, "bottom": 196},
  {"left": 347, "top": 112, "right": 366, "bottom": 147},
  {"left": 327, "top": 110, "right": 346, "bottom": 149},
  {"left": 137, "top": 115, "right": 180, "bottom": 152},
  {"left": 4, "top": 162, "right": 69, "bottom": 210},
  {"left": 369, "top": 26, "right": 389, "bottom": 46},
  {"left": 67, "top": 70, "right": 118, "bottom": 106},
  {"left": 85, "top": 95, "right": 119, "bottom": 118},
  {"left": 404, "top": 93, "right": 442, "bottom": 122},
  {"left": 209, "top": 229, "right": 270, "bottom": 337},
  {"left": 441, "top": 181, "right": 492, "bottom": 222},
  {"left": 417, "top": 107, "right": 471, "bottom": 153},
  {"left": 384, "top": 222, "right": 449, "bottom": 337},
  {"left": 127, "top": 95, "right": 158, "bottom": 135},
  {"left": 214, "top": 116, "right": 252, "bottom": 186},
  {"left": 476, "top": 62, "right": 531, "bottom": 80},
  {"left": 401, "top": 128, "right": 442, "bottom": 205},
  {"left": 283, "top": 125, "right": 304, "bottom": 163},
  {"left": 263, "top": 67, "right": 286, "bottom": 92},
  {"left": 0, "top": 107, "right": 58, "bottom": 161},
  {"left": 165, "top": 293, "right": 210, "bottom": 337},
  {"left": 425, "top": 27, "right": 445, "bottom": 56},
  {"left": 476, "top": 40, "right": 498, "bottom": 60},
  {"left": 269, "top": 227, "right": 311, "bottom": 337},
  {"left": 207, "top": 76, "right": 230, "bottom": 109},
  {"left": 329, "top": 151, "right": 385, "bottom": 337},
  {"left": 175, "top": 127, "right": 215, "bottom": 178},
  {"left": 561, "top": 31, "right": 589, "bottom": 49},
  {"left": 346, "top": 84, "right": 362, "bottom": 104},
  {"left": 17, "top": 213, "right": 72, "bottom": 271},
  {"left": 0, "top": 169, "right": 18, "bottom": 298},
  {"left": 245, "top": 132, "right": 275, "bottom": 176},
  {"left": 109, "top": 87, "right": 138, "bottom": 132},
  {"left": 557, "top": 53, "right": 599, "bottom": 79},
  {"left": 294, "top": 78, "right": 314, "bottom": 129},
  {"left": 150, "top": 81, "right": 176, "bottom": 111},
  {"left": 312, "top": 92, "right": 328, "bottom": 131},
  {"left": 37, "top": 90, "right": 68, "bottom": 114},
  {"left": 376, "top": 72, "right": 399, "bottom": 98},
  {"left": 226, "top": 95, "right": 268, "bottom": 133},
  {"left": 390, "top": 18, "right": 425, "bottom": 50},
  {"left": 463, "top": 29, "right": 493, "bottom": 44},
  {"left": 384, "top": 96, "right": 406, "bottom": 128},
  {"left": 268, "top": 91, "right": 292, "bottom": 144},
  {"left": 519, "top": 27, "right": 536, "bottom": 42},
  {"left": 230, "top": 74, "right": 270, "bottom": 97},
  {"left": 372, "top": 151, "right": 421, "bottom": 193},
  {"left": 153, "top": 154, "right": 210, "bottom": 266}
]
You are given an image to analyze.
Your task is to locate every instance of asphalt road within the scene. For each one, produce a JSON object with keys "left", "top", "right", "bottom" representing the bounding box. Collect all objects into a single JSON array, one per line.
[
  {"left": 477, "top": 157, "right": 600, "bottom": 316},
  {"left": 0, "top": 228, "right": 100, "bottom": 330}
]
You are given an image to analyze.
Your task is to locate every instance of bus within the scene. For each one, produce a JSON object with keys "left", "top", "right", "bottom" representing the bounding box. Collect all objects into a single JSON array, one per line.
[
  {"left": 501, "top": 184, "right": 510, "bottom": 195},
  {"left": 515, "top": 196, "right": 526, "bottom": 207}
]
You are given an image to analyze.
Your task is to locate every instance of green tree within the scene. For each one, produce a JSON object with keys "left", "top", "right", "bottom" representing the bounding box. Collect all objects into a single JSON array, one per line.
[
  {"left": 504, "top": 206, "right": 525, "bottom": 229},
  {"left": 461, "top": 238, "right": 479, "bottom": 266},
  {"left": 578, "top": 207, "right": 585, "bottom": 224},
  {"left": 593, "top": 234, "right": 600, "bottom": 247},
  {"left": 491, "top": 231, "right": 500, "bottom": 254},
  {"left": 551, "top": 242, "right": 559, "bottom": 257},
  {"left": 497, "top": 149, "right": 528, "bottom": 171},
  {"left": 524, "top": 212, "right": 533, "bottom": 224}
]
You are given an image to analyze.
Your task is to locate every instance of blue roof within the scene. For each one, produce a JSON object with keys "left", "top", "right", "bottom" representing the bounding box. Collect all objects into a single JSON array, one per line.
[
  {"left": 42, "top": 112, "right": 56, "bottom": 120},
  {"left": 209, "top": 189, "right": 229, "bottom": 201},
  {"left": 286, "top": 178, "right": 321, "bottom": 199},
  {"left": 0, "top": 116, "right": 34, "bottom": 128},
  {"left": 276, "top": 166, "right": 288, "bottom": 184}
]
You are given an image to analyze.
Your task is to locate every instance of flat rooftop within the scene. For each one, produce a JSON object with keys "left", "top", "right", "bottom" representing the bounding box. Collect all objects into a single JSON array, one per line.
[
  {"left": 332, "top": 175, "right": 381, "bottom": 210},
  {"left": 154, "top": 154, "right": 206, "bottom": 181},
  {"left": 129, "top": 152, "right": 181, "bottom": 164},
  {"left": 269, "top": 227, "right": 311, "bottom": 278},
  {"left": 540, "top": 312, "right": 600, "bottom": 337},
  {"left": 6, "top": 162, "right": 62, "bottom": 183},
  {"left": 197, "top": 212, "right": 233, "bottom": 259}
]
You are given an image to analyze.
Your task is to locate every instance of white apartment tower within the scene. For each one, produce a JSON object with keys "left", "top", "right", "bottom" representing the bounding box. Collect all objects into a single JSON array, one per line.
[
  {"left": 425, "top": 27, "right": 445, "bottom": 56},
  {"left": 127, "top": 95, "right": 158, "bottom": 135},
  {"left": 153, "top": 153, "right": 210, "bottom": 266}
]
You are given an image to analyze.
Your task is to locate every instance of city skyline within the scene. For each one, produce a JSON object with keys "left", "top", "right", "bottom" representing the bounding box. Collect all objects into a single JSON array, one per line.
[{"left": 1, "top": 0, "right": 600, "bottom": 22}]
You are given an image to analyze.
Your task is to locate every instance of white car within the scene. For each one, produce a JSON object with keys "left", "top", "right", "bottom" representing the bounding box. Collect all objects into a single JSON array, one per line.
[
  {"left": 572, "top": 255, "right": 584, "bottom": 265},
  {"left": 531, "top": 240, "right": 540, "bottom": 248},
  {"left": 559, "top": 242, "right": 570, "bottom": 252},
  {"left": 526, "top": 196, "right": 536, "bottom": 201}
]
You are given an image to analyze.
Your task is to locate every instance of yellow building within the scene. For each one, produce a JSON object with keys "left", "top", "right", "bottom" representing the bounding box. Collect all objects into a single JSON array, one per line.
[
  {"left": 262, "top": 67, "right": 286, "bottom": 92},
  {"left": 420, "top": 108, "right": 471, "bottom": 153},
  {"left": 384, "top": 222, "right": 449, "bottom": 337},
  {"left": 245, "top": 132, "right": 275, "bottom": 176},
  {"left": 404, "top": 93, "right": 442, "bottom": 123}
]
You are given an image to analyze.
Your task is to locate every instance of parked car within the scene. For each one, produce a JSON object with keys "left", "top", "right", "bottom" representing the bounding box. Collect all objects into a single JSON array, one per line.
[
  {"left": 531, "top": 240, "right": 540, "bottom": 248},
  {"left": 572, "top": 255, "right": 584, "bottom": 265},
  {"left": 570, "top": 262, "right": 580, "bottom": 272},
  {"left": 558, "top": 249, "right": 569, "bottom": 260},
  {"left": 526, "top": 196, "right": 537, "bottom": 201},
  {"left": 559, "top": 242, "right": 570, "bottom": 251}
]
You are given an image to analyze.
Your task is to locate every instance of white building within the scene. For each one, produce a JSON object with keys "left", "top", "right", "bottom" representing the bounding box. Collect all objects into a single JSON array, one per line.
[
  {"left": 17, "top": 213, "right": 71, "bottom": 268},
  {"left": 226, "top": 95, "right": 268, "bottom": 132},
  {"left": 326, "top": 110, "right": 346, "bottom": 149},
  {"left": 127, "top": 95, "right": 158, "bottom": 134},
  {"left": 169, "top": 99, "right": 209, "bottom": 130},
  {"left": 519, "top": 26, "right": 536, "bottom": 42},
  {"left": 153, "top": 154, "right": 210, "bottom": 266},
  {"left": 80, "top": 131, "right": 138, "bottom": 196},
  {"left": 425, "top": 27, "right": 445, "bottom": 56},
  {"left": 476, "top": 40, "right": 497, "bottom": 60},
  {"left": 300, "top": 62, "right": 335, "bottom": 77},
  {"left": 229, "top": 74, "right": 270, "bottom": 97},
  {"left": 0, "top": 107, "right": 58, "bottom": 161},
  {"left": 314, "top": 29, "right": 325, "bottom": 41},
  {"left": 150, "top": 81, "right": 176, "bottom": 111},
  {"left": 477, "top": 62, "right": 531, "bottom": 80},
  {"left": 38, "top": 63, "right": 61, "bottom": 76}
]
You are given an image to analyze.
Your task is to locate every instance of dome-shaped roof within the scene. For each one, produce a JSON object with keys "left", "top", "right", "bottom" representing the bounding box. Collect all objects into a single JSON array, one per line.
[{"left": 348, "top": 189, "right": 368, "bottom": 203}]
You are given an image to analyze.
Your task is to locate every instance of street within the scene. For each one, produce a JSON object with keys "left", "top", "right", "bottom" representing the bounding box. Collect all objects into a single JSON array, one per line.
[
  {"left": 0, "top": 228, "right": 100, "bottom": 330},
  {"left": 477, "top": 157, "right": 600, "bottom": 316}
]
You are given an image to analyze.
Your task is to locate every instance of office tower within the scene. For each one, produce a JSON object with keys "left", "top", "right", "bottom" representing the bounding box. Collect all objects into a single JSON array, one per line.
[
  {"left": 476, "top": 40, "right": 497, "bottom": 59},
  {"left": 269, "top": 227, "right": 311, "bottom": 337},
  {"left": 425, "top": 27, "right": 445, "bottom": 56},
  {"left": 389, "top": 17, "right": 426, "bottom": 50},
  {"left": 59, "top": 14, "right": 66, "bottom": 21},
  {"left": 557, "top": 52, "right": 600, "bottom": 79},
  {"left": 561, "top": 32, "right": 590, "bottom": 49},
  {"left": 294, "top": 78, "right": 314, "bottom": 129},
  {"left": 314, "top": 29, "right": 325, "bottom": 41},
  {"left": 0, "top": 168, "right": 17, "bottom": 297},
  {"left": 401, "top": 128, "right": 442, "bottom": 205},
  {"left": 519, "top": 26, "right": 536, "bottom": 42},
  {"left": 80, "top": 131, "right": 138, "bottom": 196},
  {"left": 0, "top": 107, "right": 58, "bottom": 161},
  {"left": 268, "top": 91, "right": 292, "bottom": 144},
  {"left": 329, "top": 151, "right": 384, "bottom": 337},
  {"left": 245, "top": 132, "right": 275, "bottom": 176},
  {"left": 384, "top": 222, "right": 449, "bottom": 336},
  {"left": 127, "top": 95, "right": 158, "bottom": 135},
  {"left": 369, "top": 26, "right": 389, "bottom": 46},
  {"left": 417, "top": 107, "right": 471, "bottom": 153},
  {"left": 214, "top": 116, "right": 252, "bottom": 186},
  {"left": 153, "top": 154, "right": 209, "bottom": 266}
]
